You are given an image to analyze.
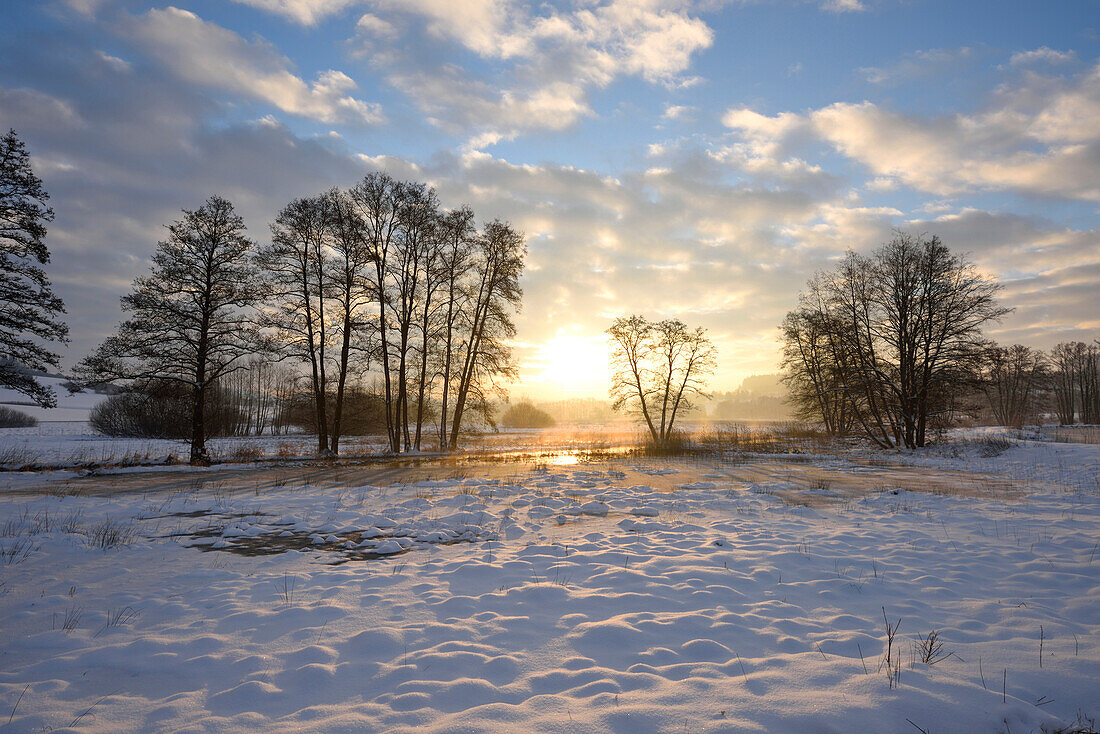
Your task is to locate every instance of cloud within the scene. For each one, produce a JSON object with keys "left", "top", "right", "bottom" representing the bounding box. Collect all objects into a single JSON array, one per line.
[
  {"left": 662, "top": 104, "right": 694, "bottom": 120},
  {"left": 820, "top": 0, "right": 864, "bottom": 12},
  {"left": 354, "top": 0, "right": 713, "bottom": 145},
  {"left": 720, "top": 107, "right": 810, "bottom": 158},
  {"left": 3, "top": 43, "right": 853, "bottom": 389},
  {"left": 723, "top": 61, "right": 1100, "bottom": 201},
  {"left": 903, "top": 209, "right": 1100, "bottom": 345},
  {"left": 860, "top": 47, "right": 974, "bottom": 86},
  {"left": 355, "top": 12, "right": 397, "bottom": 38},
  {"left": 388, "top": 68, "right": 591, "bottom": 145},
  {"left": 0, "top": 87, "right": 84, "bottom": 132},
  {"left": 229, "top": 0, "right": 713, "bottom": 144},
  {"left": 1009, "top": 47, "right": 1076, "bottom": 66},
  {"left": 230, "top": 0, "right": 358, "bottom": 25},
  {"left": 125, "top": 7, "right": 383, "bottom": 125},
  {"left": 5, "top": 3, "right": 1097, "bottom": 394},
  {"left": 95, "top": 50, "right": 131, "bottom": 72}
]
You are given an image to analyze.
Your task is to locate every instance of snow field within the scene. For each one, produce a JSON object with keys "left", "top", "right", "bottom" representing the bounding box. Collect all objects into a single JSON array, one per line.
[
  {"left": 0, "top": 441, "right": 1098, "bottom": 732},
  {"left": 0, "top": 422, "right": 393, "bottom": 470}
]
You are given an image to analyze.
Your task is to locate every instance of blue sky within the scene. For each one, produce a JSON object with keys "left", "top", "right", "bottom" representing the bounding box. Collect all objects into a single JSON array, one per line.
[{"left": 2, "top": 0, "right": 1098, "bottom": 397}]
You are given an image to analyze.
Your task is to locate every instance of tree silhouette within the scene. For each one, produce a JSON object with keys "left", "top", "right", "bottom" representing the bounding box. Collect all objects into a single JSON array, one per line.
[
  {"left": 0, "top": 129, "right": 68, "bottom": 407},
  {"left": 608, "top": 315, "right": 716, "bottom": 447},
  {"left": 76, "top": 196, "right": 261, "bottom": 464}
]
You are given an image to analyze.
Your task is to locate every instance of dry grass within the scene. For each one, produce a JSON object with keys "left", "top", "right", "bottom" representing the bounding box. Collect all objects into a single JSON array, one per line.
[
  {"left": 0, "top": 444, "right": 35, "bottom": 470},
  {"left": 685, "top": 421, "right": 832, "bottom": 455},
  {"left": 229, "top": 445, "right": 265, "bottom": 462},
  {"left": 1046, "top": 427, "right": 1100, "bottom": 445}
]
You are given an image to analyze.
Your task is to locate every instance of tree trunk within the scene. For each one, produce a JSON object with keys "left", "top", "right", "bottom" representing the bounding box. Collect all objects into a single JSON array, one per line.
[
  {"left": 332, "top": 314, "right": 353, "bottom": 455},
  {"left": 189, "top": 382, "right": 209, "bottom": 465}
]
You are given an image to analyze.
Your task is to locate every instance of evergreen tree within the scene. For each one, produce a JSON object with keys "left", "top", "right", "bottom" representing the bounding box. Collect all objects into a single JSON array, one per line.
[{"left": 0, "top": 129, "right": 68, "bottom": 406}]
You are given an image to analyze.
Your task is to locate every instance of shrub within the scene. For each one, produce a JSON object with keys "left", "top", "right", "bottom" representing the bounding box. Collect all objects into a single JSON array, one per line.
[
  {"left": 0, "top": 406, "right": 37, "bottom": 428},
  {"left": 501, "top": 401, "right": 555, "bottom": 429},
  {"left": 90, "top": 380, "right": 244, "bottom": 438},
  {"left": 90, "top": 381, "right": 192, "bottom": 438}
]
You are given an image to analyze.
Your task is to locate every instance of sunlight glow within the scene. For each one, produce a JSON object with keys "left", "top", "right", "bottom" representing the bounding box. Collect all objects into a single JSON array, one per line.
[{"left": 529, "top": 333, "right": 612, "bottom": 396}]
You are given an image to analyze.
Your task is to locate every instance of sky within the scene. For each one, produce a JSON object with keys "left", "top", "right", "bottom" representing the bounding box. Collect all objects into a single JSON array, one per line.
[{"left": 2, "top": 0, "right": 1098, "bottom": 400}]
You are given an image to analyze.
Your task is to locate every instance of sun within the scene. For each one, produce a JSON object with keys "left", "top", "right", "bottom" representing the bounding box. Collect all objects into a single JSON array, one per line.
[{"left": 530, "top": 332, "right": 612, "bottom": 396}]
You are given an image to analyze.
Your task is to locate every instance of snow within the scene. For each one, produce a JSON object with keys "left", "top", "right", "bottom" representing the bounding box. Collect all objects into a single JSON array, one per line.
[
  {"left": 0, "top": 436, "right": 1098, "bottom": 732},
  {"left": 0, "top": 421, "right": 392, "bottom": 470},
  {"left": 0, "top": 376, "right": 105, "bottom": 423}
]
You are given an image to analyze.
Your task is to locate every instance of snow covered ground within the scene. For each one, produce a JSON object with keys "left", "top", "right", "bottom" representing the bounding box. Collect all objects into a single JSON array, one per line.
[
  {"left": 0, "top": 421, "right": 393, "bottom": 470},
  {"left": 0, "top": 376, "right": 104, "bottom": 424},
  {"left": 0, "top": 437, "right": 1098, "bottom": 733},
  {"left": 0, "top": 419, "right": 632, "bottom": 470}
]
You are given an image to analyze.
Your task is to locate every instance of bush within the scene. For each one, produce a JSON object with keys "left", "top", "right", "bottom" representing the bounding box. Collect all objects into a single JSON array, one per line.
[
  {"left": 0, "top": 406, "right": 37, "bottom": 428},
  {"left": 90, "top": 383, "right": 191, "bottom": 438},
  {"left": 89, "top": 380, "right": 244, "bottom": 438},
  {"left": 501, "top": 401, "right": 556, "bottom": 429}
]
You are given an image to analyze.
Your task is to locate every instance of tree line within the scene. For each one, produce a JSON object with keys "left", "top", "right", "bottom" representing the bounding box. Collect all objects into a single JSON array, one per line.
[
  {"left": 977, "top": 340, "right": 1100, "bottom": 428},
  {"left": 4, "top": 128, "right": 1095, "bottom": 459},
  {"left": 1, "top": 127, "right": 525, "bottom": 465},
  {"left": 73, "top": 180, "right": 524, "bottom": 464},
  {"left": 781, "top": 232, "right": 1097, "bottom": 445}
]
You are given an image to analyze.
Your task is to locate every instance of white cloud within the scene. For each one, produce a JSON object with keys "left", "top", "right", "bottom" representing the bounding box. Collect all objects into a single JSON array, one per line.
[
  {"left": 0, "top": 88, "right": 83, "bottom": 131},
  {"left": 720, "top": 107, "right": 809, "bottom": 158},
  {"left": 820, "top": 0, "right": 864, "bottom": 12},
  {"left": 231, "top": 0, "right": 358, "bottom": 25},
  {"left": 62, "top": 0, "right": 109, "bottom": 18},
  {"left": 355, "top": 13, "right": 397, "bottom": 38},
  {"left": 373, "top": 0, "right": 527, "bottom": 59},
  {"left": 95, "top": 51, "right": 131, "bottom": 72},
  {"left": 390, "top": 68, "right": 592, "bottom": 145},
  {"left": 227, "top": 0, "right": 713, "bottom": 144},
  {"left": 1009, "top": 47, "right": 1076, "bottom": 66},
  {"left": 722, "top": 61, "right": 1100, "bottom": 201},
  {"left": 359, "top": 0, "right": 713, "bottom": 146},
  {"left": 126, "top": 7, "right": 383, "bottom": 125},
  {"left": 662, "top": 104, "right": 693, "bottom": 120}
]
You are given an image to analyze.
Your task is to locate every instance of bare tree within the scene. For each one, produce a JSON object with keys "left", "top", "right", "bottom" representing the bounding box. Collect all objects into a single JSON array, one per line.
[
  {"left": 780, "top": 232, "right": 1007, "bottom": 448},
  {"left": 256, "top": 194, "right": 334, "bottom": 455},
  {"left": 978, "top": 344, "right": 1048, "bottom": 428},
  {"left": 389, "top": 182, "right": 438, "bottom": 451},
  {"left": 608, "top": 315, "right": 716, "bottom": 447},
  {"left": 255, "top": 175, "right": 525, "bottom": 455},
  {"left": 780, "top": 303, "right": 850, "bottom": 435},
  {"left": 325, "top": 188, "right": 373, "bottom": 454},
  {"left": 448, "top": 220, "right": 525, "bottom": 449},
  {"left": 435, "top": 206, "right": 475, "bottom": 450},
  {"left": 0, "top": 129, "right": 68, "bottom": 407},
  {"left": 348, "top": 172, "right": 403, "bottom": 452},
  {"left": 411, "top": 210, "right": 446, "bottom": 451},
  {"left": 1051, "top": 341, "right": 1100, "bottom": 425},
  {"left": 76, "top": 196, "right": 260, "bottom": 464}
]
